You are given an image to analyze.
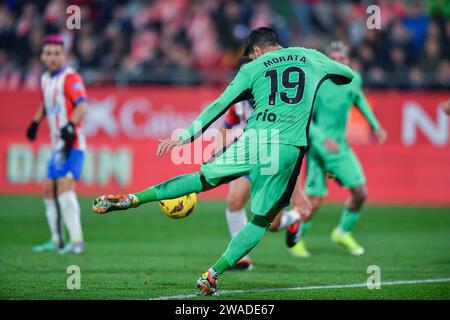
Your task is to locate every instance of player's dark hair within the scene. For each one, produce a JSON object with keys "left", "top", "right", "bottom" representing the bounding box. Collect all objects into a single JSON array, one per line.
[
  {"left": 43, "top": 34, "right": 64, "bottom": 48},
  {"left": 325, "top": 41, "right": 349, "bottom": 56},
  {"left": 244, "top": 27, "right": 280, "bottom": 56}
]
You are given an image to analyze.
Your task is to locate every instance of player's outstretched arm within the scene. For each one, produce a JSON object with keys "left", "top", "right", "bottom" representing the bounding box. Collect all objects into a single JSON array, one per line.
[
  {"left": 157, "top": 70, "right": 251, "bottom": 157},
  {"left": 26, "top": 104, "right": 45, "bottom": 141},
  {"left": 314, "top": 49, "right": 355, "bottom": 84},
  {"left": 177, "top": 69, "right": 252, "bottom": 146},
  {"left": 354, "top": 80, "right": 387, "bottom": 144}
]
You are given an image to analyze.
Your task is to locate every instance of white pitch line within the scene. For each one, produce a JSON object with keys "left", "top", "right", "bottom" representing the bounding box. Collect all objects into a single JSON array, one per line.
[{"left": 149, "top": 277, "right": 450, "bottom": 300}]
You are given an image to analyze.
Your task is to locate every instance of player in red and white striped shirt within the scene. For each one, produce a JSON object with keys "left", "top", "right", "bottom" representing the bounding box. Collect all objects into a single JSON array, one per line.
[{"left": 26, "top": 35, "right": 87, "bottom": 254}]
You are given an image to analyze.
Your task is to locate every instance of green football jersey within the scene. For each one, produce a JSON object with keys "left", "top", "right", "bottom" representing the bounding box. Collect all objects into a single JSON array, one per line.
[
  {"left": 309, "top": 71, "right": 381, "bottom": 150},
  {"left": 179, "top": 47, "right": 355, "bottom": 147}
]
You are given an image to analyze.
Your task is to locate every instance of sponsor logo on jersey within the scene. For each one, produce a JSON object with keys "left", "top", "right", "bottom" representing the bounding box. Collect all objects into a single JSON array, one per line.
[
  {"left": 255, "top": 109, "right": 277, "bottom": 122},
  {"left": 72, "top": 82, "right": 84, "bottom": 90}
]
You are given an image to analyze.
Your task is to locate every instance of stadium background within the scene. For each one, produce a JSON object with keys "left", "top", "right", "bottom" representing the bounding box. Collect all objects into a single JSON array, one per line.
[
  {"left": 0, "top": 0, "right": 450, "bottom": 301},
  {"left": 0, "top": 0, "right": 449, "bottom": 205}
]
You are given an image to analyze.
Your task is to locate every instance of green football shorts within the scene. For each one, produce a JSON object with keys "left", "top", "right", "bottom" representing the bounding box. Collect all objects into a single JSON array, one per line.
[
  {"left": 201, "top": 138, "right": 305, "bottom": 216},
  {"left": 305, "top": 144, "right": 366, "bottom": 197}
]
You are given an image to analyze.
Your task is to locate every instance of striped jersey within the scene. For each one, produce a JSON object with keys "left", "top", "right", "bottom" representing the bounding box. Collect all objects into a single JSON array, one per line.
[
  {"left": 40, "top": 66, "right": 87, "bottom": 151},
  {"left": 223, "top": 100, "right": 254, "bottom": 129}
]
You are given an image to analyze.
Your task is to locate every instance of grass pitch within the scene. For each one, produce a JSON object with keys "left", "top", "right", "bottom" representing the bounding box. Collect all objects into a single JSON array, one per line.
[{"left": 0, "top": 194, "right": 449, "bottom": 300}]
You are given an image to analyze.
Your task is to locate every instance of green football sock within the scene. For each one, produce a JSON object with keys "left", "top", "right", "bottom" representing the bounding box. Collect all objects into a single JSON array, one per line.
[
  {"left": 211, "top": 256, "right": 230, "bottom": 278},
  {"left": 212, "top": 215, "right": 269, "bottom": 275},
  {"left": 134, "top": 172, "right": 204, "bottom": 204},
  {"left": 338, "top": 209, "right": 360, "bottom": 233},
  {"left": 300, "top": 221, "right": 313, "bottom": 238}
]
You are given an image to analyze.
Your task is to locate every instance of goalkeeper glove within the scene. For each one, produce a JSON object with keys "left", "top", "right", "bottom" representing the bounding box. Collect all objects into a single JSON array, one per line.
[
  {"left": 60, "top": 121, "right": 75, "bottom": 144},
  {"left": 60, "top": 122, "right": 76, "bottom": 159},
  {"left": 26, "top": 121, "right": 40, "bottom": 141}
]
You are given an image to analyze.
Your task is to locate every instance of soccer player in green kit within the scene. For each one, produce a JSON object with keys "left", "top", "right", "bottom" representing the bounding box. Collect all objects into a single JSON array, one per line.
[
  {"left": 91, "top": 28, "right": 354, "bottom": 296},
  {"left": 287, "top": 41, "right": 387, "bottom": 257}
]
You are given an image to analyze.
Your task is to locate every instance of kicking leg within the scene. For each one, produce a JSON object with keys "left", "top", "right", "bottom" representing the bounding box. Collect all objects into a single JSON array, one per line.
[
  {"left": 93, "top": 133, "right": 254, "bottom": 214},
  {"left": 92, "top": 172, "right": 212, "bottom": 213}
]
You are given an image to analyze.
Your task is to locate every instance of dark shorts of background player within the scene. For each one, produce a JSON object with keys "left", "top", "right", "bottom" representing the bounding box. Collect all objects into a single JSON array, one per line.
[{"left": 201, "top": 138, "right": 306, "bottom": 216}]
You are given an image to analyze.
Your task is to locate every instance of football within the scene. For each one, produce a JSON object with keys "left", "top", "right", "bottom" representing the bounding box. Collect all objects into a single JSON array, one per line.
[{"left": 159, "top": 193, "right": 197, "bottom": 219}]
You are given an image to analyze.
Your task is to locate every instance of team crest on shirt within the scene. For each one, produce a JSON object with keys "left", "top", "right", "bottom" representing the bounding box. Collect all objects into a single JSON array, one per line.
[{"left": 72, "top": 83, "right": 84, "bottom": 90}]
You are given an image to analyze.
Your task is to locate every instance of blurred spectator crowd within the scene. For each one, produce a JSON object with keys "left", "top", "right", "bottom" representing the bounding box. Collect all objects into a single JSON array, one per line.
[{"left": 0, "top": 0, "right": 449, "bottom": 89}]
